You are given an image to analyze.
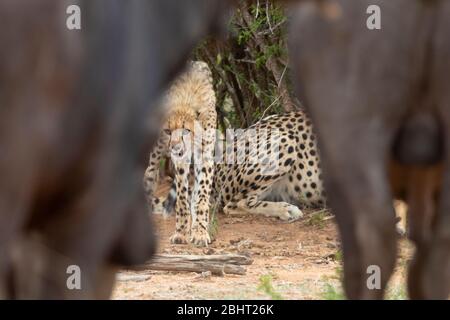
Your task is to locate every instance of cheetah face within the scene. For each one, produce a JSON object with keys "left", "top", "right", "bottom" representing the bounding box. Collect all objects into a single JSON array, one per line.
[{"left": 168, "top": 128, "right": 192, "bottom": 164}]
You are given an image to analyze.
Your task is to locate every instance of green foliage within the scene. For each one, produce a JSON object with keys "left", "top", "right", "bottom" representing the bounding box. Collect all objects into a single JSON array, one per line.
[
  {"left": 258, "top": 274, "right": 283, "bottom": 300},
  {"left": 320, "top": 264, "right": 345, "bottom": 300},
  {"left": 208, "top": 208, "right": 219, "bottom": 240},
  {"left": 236, "top": 27, "right": 251, "bottom": 45},
  {"left": 321, "top": 283, "right": 345, "bottom": 300},
  {"left": 194, "top": 0, "right": 298, "bottom": 128},
  {"left": 386, "top": 285, "right": 407, "bottom": 300},
  {"left": 319, "top": 247, "right": 346, "bottom": 300},
  {"left": 334, "top": 250, "right": 343, "bottom": 263},
  {"left": 306, "top": 210, "right": 329, "bottom": 228}
]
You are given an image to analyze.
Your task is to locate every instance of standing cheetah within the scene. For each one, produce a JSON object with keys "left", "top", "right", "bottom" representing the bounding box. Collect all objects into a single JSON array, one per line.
[{"left": 143, "top": 61, "right": 217, "bottom": 247}]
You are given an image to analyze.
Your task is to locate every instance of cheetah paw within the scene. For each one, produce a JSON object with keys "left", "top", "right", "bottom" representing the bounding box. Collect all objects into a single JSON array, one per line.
[
  {"left": 278, "top": 203, "right": 304, "bottom": 222},
  {"left": 170, "top": 232, "right": 188, "bottom": 244},
  {"left": 190, "top": 228, "right": 211, "bottom": 247}
]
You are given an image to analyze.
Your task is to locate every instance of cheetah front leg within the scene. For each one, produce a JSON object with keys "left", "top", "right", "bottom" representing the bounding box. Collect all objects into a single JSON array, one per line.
[
  {"left": 170, "top": 163, "right": 191, "bottom": 244},
  {"left": 224, "top": 193, "right": 304, "bottom": 222},
  {"left": 189, "top": 109, "right": 216, "bottom": 246},
  {"left": 190, "top": 162, "right": 214, "bottom": 246}
]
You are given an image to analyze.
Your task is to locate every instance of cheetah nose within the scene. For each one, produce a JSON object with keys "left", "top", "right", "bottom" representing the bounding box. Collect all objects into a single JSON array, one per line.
[
  {"left": 172, "top": 143, "right": 182, "bottom": 152},
  {"left": 171, "top": 143, "right": 184, "bottom": 157}
]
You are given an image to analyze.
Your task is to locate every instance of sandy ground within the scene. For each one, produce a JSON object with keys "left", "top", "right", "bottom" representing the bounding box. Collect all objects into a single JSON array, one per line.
[{"left": 112, "top": 196, "right": 412, "bottom": 300}]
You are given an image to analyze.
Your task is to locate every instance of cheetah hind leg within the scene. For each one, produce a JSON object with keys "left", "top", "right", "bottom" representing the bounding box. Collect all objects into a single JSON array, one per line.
[
  {"left": 151, "top": 196, "right": 166, "bottom": 214},
  {"left": 157, "top": 181, "right": 177, "bottom": 217},
  {"left": 151, "top": 195, "right": 176, "bottom": 217},
  {"left": 223, "top": 196, "right": 304, "bottom": 222}
]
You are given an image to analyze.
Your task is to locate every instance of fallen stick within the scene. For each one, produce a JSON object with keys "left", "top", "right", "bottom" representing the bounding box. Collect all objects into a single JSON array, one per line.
[
  {"left": 131, "top": 254, "right": 253, "bottom": 276},
  {"left": 151, "top": 254, "right": 253, "bottom": 265},
  {"left": 116, "top": 273, "right": 151, "bottom": 282}
]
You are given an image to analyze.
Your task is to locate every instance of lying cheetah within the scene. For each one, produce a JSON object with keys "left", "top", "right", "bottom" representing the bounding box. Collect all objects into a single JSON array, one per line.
[
  {"left": 212, "top": 112, "right": 326, "bottom": 220},
  {"left": 143, "top": 61, "right": 217, "bottom": 247}
]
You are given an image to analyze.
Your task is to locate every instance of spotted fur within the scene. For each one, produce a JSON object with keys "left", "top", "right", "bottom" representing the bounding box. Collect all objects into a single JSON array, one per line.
[{"left": 212, "top": 112, "right": 327, "bottom": 221}]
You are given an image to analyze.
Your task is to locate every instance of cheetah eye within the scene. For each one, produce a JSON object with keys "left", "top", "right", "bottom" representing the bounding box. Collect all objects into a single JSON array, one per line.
[
  {"left": 182, "top": 129, "right": 191, "bottom": 135},
  {"left": 163, "top": 129, "right": 171, "bottom": 135}
]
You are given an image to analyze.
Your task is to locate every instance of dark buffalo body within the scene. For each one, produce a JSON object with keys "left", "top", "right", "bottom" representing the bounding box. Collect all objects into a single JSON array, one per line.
[{"left": 290, "top": 0, "right": 450, "bottom": 299}]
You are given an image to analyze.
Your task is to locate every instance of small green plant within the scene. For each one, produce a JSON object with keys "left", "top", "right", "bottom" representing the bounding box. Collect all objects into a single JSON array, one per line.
[
  {"left": 386, "top": 285, "right": 407, "bottom": 300},
  {"left": 321, "top": 282, "right": 345, "bottom": 300},
  {"left": 306, "top": 209, "right": 329, "bottom": 228},
  {"left": 334, "top": 249, "right": 343, "bottom": 263},
  {"left": 258, "top": 274, "right": 283, "bottom": 300},
  {"left": 208, "top": 208, "right": 219, "bottom": 240},
  {"left": 321, "top": 263, "right": 345, "bottom": 300}
]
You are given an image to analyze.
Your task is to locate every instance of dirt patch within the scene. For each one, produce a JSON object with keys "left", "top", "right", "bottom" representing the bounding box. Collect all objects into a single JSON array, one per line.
[{"left": 112, "top": 208, "right": 412, "bottom": 300}]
